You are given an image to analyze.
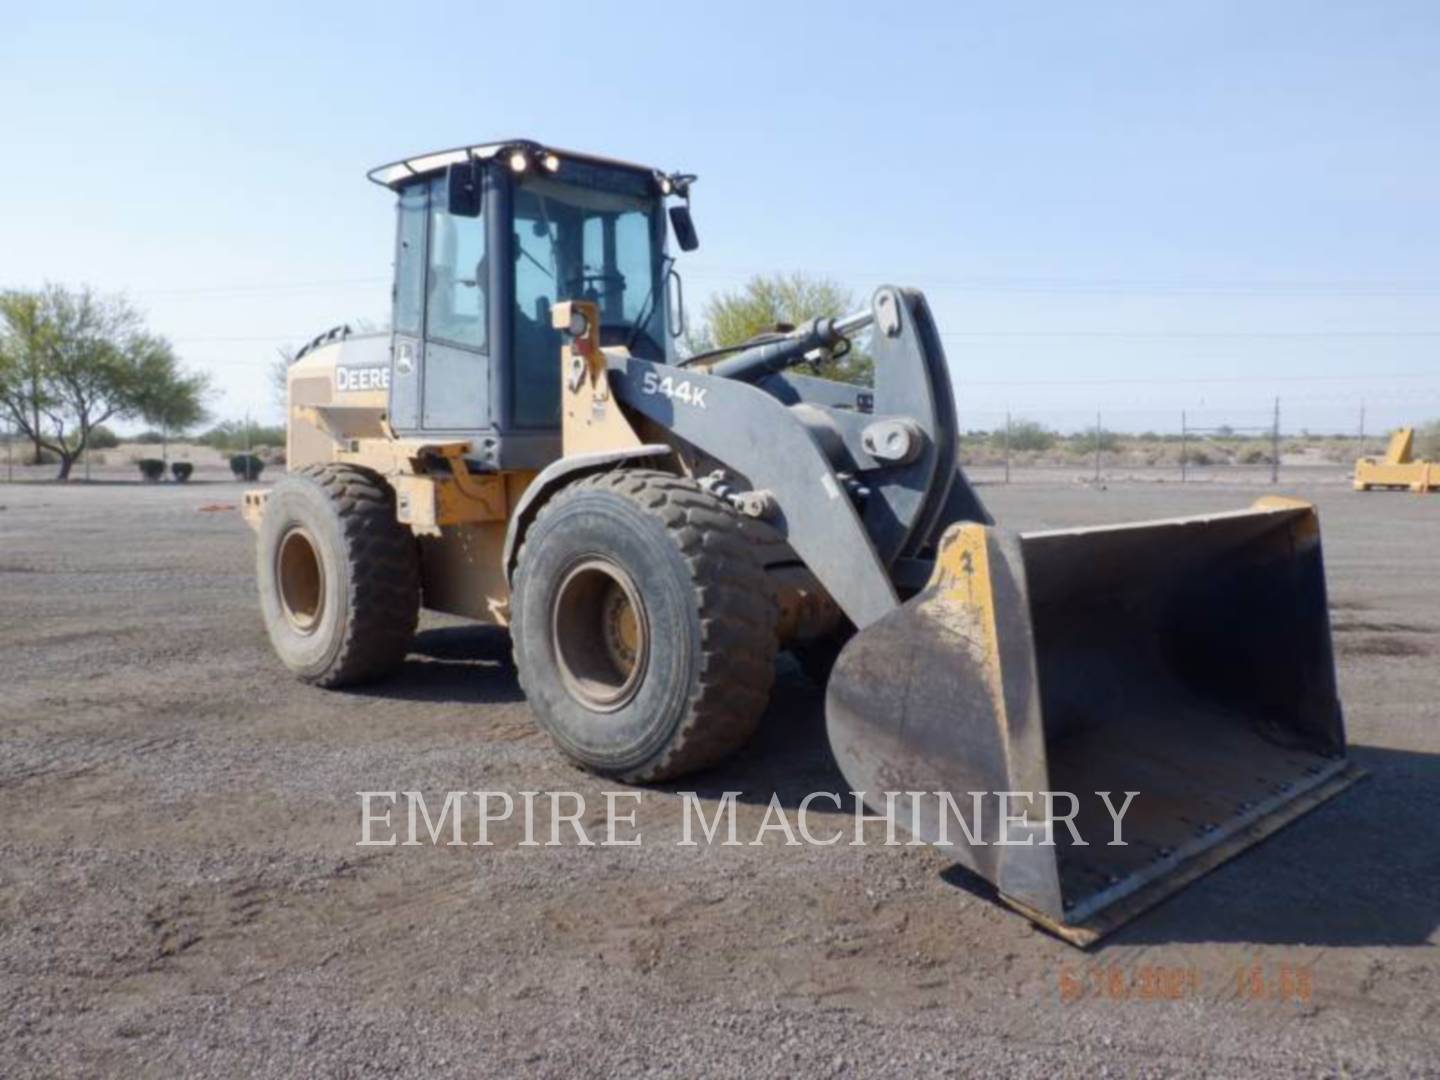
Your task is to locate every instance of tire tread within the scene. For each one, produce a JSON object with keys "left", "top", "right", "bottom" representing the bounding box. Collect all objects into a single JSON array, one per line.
[
  {"left": 513, "top": 468, "right": 778, "bottom": 781},
  {"left": 292, "top": 463, "right": 419, "bottom": 687}
]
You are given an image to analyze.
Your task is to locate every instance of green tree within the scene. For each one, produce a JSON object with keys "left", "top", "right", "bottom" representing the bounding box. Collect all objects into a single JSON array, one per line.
[
  {"left": 135, "top": 355, "right": 210, "bottom": 463},
  {"left": 0, "top": 285, "right": 208, "bottom": 479},
  {"left": 690, "top": 272, "right": 872, "bottom": 385},
  {"left": 0, "top": 291, "right": 53, "bottom": 464}
]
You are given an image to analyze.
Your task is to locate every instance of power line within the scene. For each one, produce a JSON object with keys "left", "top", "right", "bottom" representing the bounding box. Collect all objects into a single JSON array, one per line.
[
  {"left": 55, "top": 266, "right": 1440, "bottom": 301},
  {"left": 959, "top": 371, "right": 1439, "bottom": 388},
  {"left": 171, "top": 329, "right": 1440, "bottom": 345},
  {"left": 940, "top": 330, "right": 1440, "bottom": 339},
  {"left": 173, "top": 334, "right": 313, "bottom": 344},
  {"left": 681, "top": 266, "right": 1440, "bottom": 297},
  {"left": 135, "top": 277, "right": 389, "bottom": 298}
]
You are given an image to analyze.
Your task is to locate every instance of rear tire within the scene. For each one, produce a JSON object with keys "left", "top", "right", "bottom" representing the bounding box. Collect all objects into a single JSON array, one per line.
[
  {"left": 257, "top": 463, "right": 419, "bottom": 687},
  {"left": 511, "top": 469, "right": 778, "bottom": 782}
]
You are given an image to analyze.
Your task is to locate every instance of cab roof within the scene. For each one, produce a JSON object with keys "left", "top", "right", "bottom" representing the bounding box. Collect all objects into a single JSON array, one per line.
[{"left": 366, "top": 139, "right": 663, "bottom": 190}]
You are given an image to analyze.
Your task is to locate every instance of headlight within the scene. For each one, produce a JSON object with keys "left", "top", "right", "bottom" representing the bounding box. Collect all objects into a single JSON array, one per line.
[
  {"left": 508, "top": 150, "right": 529, "bottom": 173},
  {"left": 541, "top": 152, "right": 560, "bottom": 173}
]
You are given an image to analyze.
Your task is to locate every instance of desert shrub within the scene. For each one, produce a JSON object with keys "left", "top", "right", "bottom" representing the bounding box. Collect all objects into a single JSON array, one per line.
[
  {"left": 1417, "top": 420, "right": 1440, "bottom": 460},
  {"left": 202, "top": 422, "right": 287, "bottom": 452},
  {"left": 1071, "top": 428, "right": 1120, "bottom": 454},
  {"left": 28, "top": 447, "right": 58, "bottom": 465},
  {"left": 1239, "top": 448, "right": 1269, "bottom": 465},
  {"left": 137, "top": 458, "right": 165, "bottom": 481},
  {"left": 171, "top": 461, "right": 194, "bottom": 482},
  {"left": 134, "top": 430, "right": 165, "bottom": 444},
  {"left": 230, "top": 453, "right": 265, "bottom": 480},
  {"left": 88, "top": 425, "right": 121, "bottom": 449},
  {"left": 1182, "top": 449, "right": 1212, "bottom": 466},
  {"left": 996, "top": 419, "right": 1055, "bottom": 452}
]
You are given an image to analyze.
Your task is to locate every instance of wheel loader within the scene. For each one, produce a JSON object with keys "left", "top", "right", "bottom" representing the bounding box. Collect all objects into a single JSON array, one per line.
[
  {"left": 1353, "top": 427, "right": 1438, "bottom": 492},
  {"left": 245, "top": 140, "right": 1361, "bottom": 944}
]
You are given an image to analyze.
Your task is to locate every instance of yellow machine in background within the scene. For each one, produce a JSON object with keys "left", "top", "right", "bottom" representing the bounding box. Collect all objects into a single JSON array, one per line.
[{"left": 1354, "top": 427, "right": 1438, "bottom": 492}]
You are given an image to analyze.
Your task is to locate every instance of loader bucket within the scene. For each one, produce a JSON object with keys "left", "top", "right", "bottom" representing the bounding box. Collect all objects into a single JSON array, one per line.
[{"left": 826, "top": 497, "right": 1363, "bottom": 946}]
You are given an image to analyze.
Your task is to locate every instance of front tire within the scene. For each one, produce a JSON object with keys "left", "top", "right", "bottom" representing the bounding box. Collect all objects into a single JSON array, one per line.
[
  {"left": 511, "top": 469, "right": 778, "bottom": 782},
  {"left": 256, "top": 463, "right": 420, "bottom": 687}
]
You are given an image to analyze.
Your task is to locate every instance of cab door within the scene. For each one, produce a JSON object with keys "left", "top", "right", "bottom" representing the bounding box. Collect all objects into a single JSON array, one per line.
[
  {"left": 388, "top": 181, "right": 426, "bottom": 432},
  {"left": 420, "top": 175, "right": 490, "bottom": 430}
]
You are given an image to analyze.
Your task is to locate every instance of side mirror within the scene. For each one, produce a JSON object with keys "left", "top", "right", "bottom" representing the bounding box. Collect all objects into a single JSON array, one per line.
[
  {"left": 446, "top": 160, "right": 481, "bottom": 217},
  {"left": 668, "top": 204, "right": 699, "bottom": 252}
]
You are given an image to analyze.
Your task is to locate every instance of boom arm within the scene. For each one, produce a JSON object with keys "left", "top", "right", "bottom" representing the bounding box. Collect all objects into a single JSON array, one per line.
[{"left": 609, "top": 286, "right": 990, "bottom": 628}]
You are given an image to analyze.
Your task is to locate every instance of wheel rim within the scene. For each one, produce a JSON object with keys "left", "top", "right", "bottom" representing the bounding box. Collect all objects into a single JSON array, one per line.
[
  {"left": 277, "top": 526, "right": 325, "bottom": 634},
  {"left": 550, "top": 557, "right": 649, "bottom": 712}
]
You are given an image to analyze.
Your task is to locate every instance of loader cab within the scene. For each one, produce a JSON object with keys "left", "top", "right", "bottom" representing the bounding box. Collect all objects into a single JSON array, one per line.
[{"left": 371, "top": 142, "right": 684, "bottom": 470}]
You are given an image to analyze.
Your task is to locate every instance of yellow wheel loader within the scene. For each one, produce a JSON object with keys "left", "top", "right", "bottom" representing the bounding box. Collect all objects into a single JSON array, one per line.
[
  {"left": 246, "top": 140, "right": 1361, "bottom": 944},
  {"left": 1353, "top": 427, "right": 1438, "bottom": 492}
]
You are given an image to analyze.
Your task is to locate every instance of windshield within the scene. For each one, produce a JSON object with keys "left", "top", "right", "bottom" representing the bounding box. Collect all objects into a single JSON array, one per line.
[{"left": 511, "top": 169, "right": 667, "bottom": 426}]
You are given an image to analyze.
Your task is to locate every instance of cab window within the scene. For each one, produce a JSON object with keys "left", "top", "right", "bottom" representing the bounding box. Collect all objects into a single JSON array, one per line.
[
  {"left": 425, "top": 175, "right": 487, "bottom": 351},
  {"left": 392, "top": 183, "right": 427, "bottom": 337}
]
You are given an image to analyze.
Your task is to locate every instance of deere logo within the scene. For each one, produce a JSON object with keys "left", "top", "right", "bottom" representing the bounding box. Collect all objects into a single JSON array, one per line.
[{"left": 335, "top": 365, "right": 390, "bottom": 392}]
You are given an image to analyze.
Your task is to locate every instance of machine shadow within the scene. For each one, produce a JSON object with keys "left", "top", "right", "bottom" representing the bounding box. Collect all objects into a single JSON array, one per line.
[
  {"left": 349, "top": 624, "right": 525, "bottom": 705},
  {"left": 658, "top": 660, "right": 850, "bottom": 809},
  {"left": 1077, "top": 744, "right": 1440, "bottom": 949},
  {"left": 690, "top": 679, "right": 1440, "bottom": 950}
]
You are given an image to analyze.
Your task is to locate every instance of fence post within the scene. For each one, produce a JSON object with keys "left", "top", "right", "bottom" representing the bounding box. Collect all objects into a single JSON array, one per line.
[
  {"left": 1270, "top": 397, "right": 1280, "bottom": 485},
  {"left": 1094, "top": 410, "right": 1102, "bottom": 483},
  {"left": 1180, "top": 410, "right": 1187, "bottom": 484},
  {"left": 1003, "top": 411, "right": 1011, "bottom": 485}
]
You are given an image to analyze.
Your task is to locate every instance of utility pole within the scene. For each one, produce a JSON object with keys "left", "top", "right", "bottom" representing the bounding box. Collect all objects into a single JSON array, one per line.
[
  {"left": 1358, "top": 401, "right": 1365, "bottom": 443},
  {"left": 1180, "top": 410, "right": 1187, "bottom": 484},
  {"left": 1270, "top": 397, "right": 1281, "bottom": 485},
  {"left": 1003, "top": 410, "right": 1011, "bottom": 485},
  {"left": 4, "top": 416, "right": 11, "bottom": 484},
  {"left": 1093, "top": 410, "right": 1102, "bottom": 483}
]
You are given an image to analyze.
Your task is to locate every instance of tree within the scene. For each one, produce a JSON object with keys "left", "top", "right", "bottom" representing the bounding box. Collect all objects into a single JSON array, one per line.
[
  {"left": 198, "top": 420, "right": 286, "bottom": 452},
  {"left": 689, "top": 272, "right": 872, "bottom": 385},
  {"left": 270, "top": 346, "right": 293, "bottom": 411},
  {"left": 0, "top": 291, "right": 52, "bottom": 464},
  {"left": 271, "top": 319, "right": 381, "bottom": 411},
  {"left": 136, "top": 364, "right": 210, "bottom": 463},
  {"left": 0, "top": 285, "right": 209, "bottom": 480}
]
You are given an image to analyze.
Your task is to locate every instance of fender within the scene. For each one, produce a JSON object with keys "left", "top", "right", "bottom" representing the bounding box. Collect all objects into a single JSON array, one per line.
[{"left": 502, "top": 444, "right": 674, "bottom": 580}]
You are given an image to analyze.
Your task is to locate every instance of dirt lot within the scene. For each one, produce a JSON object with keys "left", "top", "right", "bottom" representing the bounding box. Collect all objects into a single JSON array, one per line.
[{"left": 1, "top": 477, "right": 1436, "bottom": 1077}]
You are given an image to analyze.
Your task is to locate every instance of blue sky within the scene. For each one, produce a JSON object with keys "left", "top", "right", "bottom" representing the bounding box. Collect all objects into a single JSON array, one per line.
[{"left": 4, "top": 0, "right": 1438, "bottom": 433}]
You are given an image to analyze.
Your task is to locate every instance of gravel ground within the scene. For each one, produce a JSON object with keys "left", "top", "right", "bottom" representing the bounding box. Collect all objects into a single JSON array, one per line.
[{"left": 0, "top": 476, "right": 1436, "bottom": 1077}]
